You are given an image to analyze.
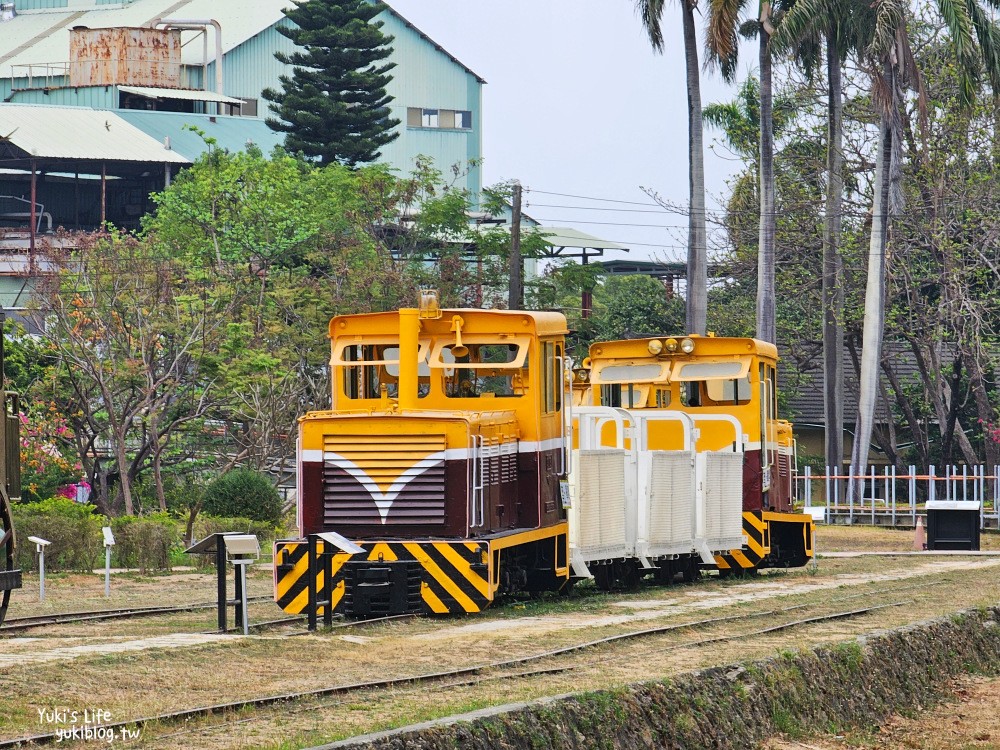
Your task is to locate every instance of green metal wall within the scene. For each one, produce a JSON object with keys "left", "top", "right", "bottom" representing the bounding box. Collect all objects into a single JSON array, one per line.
[
  {"left": 377, "top": 11, "right": 483, "bottom": 198},
  {"left": 1, "top": 6, "right": 484, "bottom": 198}
]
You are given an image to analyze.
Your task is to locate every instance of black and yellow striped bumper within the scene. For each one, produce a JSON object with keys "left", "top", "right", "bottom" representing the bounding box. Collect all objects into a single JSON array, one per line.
[
  {"left": 275, "top": 539, "right": 493, "bottom": 616},
  {"left": 275, "top": 524, "right": 570, "bottom": 617},
  {"left": 715, "top": 511, "right": 814, "bottom": 571}
]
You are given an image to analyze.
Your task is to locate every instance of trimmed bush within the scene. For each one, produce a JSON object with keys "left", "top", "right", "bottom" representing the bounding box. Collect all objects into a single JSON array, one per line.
[
  {"left": 202, "top": 469, "right": 282, "bottom": 524},
  {"left": 12, "top": 498, "right": 105, "bottom": 572},
  {"left": 110, "top": 514, "right": 182, "bottom": 573}
]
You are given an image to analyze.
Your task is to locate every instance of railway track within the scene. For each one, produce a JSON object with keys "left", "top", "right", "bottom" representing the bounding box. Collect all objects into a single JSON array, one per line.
[
  {"left": 0, "top": 598, "right": 904, "bottom": 749},
  {"left": 0, "top": 597, "right": 274, "bottom": 634}
]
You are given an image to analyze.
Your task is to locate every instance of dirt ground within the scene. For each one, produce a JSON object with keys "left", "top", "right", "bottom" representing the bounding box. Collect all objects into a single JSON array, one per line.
[{"left": 768, "top": 676, "right": 1000, "bottom": 750}]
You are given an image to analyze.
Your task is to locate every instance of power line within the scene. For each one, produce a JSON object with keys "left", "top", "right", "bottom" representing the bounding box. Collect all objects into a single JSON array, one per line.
[{"left": 525, "top": 189, "right": 661, "bottom": 207}]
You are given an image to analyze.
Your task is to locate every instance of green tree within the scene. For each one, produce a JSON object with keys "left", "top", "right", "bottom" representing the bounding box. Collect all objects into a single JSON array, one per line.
[
  {"left": 589, "top": 275, "right": 685, "bottom": 343},
  {"left": 846, "top": 0, "right": 1000, "bottom": 500},
  {"left": 263, "top": 0, "right": 399, "bottom": 166},
  {"left": 35, "top": 229, "right": 246, "bottom": 515}
]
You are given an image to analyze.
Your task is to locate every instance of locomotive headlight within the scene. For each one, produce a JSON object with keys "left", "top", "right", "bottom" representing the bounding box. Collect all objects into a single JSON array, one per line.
[
  {"left": 576, "top": 369, "right": 590, "bottom": 383},
  {"left": 664, "top": 338, "right": 679, "bottom": 352},
  {"left": 647, "top": 339, "right": 664, "bottom": 355},
  {"left": 680, "top": 337, "right": 696, "bottom": 354}
]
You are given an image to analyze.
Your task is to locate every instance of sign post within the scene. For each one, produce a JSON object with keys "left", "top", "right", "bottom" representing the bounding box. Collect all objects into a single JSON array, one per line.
[
  {"left": 102, "top": 527, "right": 115, "bottom": 596},
  {"left": 28, "top": 536, "right": 51, "bottom": 601}
]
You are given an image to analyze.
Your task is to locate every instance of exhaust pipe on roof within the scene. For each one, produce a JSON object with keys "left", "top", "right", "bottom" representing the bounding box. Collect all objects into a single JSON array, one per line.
[
  {"left": 0, "top": 3, "right": 16, "bottom": 22},
  {"left": 148, "top": 18, "right": 223, "bottom": 95}
]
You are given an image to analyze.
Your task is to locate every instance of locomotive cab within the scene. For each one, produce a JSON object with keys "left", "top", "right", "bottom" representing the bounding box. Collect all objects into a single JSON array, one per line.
[{"left": 275, "top": 295, "right": 572, "bottom": 618}]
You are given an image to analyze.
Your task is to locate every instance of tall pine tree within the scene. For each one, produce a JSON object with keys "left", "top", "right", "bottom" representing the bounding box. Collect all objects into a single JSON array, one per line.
[{"left": 263, "top": 0, "right": 400, "bottom": 166}]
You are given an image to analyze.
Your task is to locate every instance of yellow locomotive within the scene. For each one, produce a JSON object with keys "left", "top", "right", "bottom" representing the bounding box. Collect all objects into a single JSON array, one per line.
[
  {"left": 569, "top": 334, "right": 813, "bottom": 588},
  {"left": 274, "top": 292, "right": 571, "bottom": 617}
]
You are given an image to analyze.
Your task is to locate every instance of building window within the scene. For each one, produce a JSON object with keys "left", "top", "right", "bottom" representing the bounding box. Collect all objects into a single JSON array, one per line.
[
  {"left": 406, "top": 107, "right": 472, "bottom": 130},
  {"left": 238, "top": 98, "right": 257, "bottom": 117}
]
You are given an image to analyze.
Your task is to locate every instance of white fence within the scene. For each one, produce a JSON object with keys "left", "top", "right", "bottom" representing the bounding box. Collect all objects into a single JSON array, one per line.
[{"left": 798, "top": 465, "right": 1000, "bottom": 528}]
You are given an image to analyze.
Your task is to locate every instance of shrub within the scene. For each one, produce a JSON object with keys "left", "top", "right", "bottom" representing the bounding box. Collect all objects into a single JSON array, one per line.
[
  {"left": 12, "top": 498, "right": 105, "bottom": 572},
  {"left": 202, "top": 469, "right": 282, "bottom": 524},
  {"left": 110, "top": 514, "right": 182, "bottom": 573}
]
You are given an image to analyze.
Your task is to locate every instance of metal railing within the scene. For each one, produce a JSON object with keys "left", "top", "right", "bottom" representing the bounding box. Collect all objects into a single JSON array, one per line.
[
  {"left": 9, "top": 62, "right": 70, "bottom": 91},
  {"left": 797, "top": 465, "right": 1000, "bottom": 529}
]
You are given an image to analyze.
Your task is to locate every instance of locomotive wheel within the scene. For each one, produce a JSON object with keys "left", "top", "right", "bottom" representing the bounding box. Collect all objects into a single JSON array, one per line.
[
  {"left": 681, "top": 558, "right": 700, "bottom": 583},
  {"left": 0, "top": 487, "right": 16, "bottom": 626},
  {"left": 592, "top": 561, "right": 640, "bottom": 592}
]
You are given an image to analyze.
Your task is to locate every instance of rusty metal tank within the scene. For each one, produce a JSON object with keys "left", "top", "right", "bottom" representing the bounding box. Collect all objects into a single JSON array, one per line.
[{"left": 69, "top": 27, "right": 181, "bottom": 88}]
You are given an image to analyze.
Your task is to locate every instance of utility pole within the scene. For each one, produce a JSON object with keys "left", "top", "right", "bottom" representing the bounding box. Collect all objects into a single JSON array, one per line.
[{"left": 508, "top": 180, "right": 523, "bottom": 310}]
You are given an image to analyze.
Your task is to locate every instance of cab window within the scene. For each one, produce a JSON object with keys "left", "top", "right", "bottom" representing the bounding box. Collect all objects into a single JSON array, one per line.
[
  {"left": 340, "top": 344, "right": 431, "bottom": 400},
  {"left": 705, "top": 375, "right": 752, "bottom": 405},
  {"left": 443, "top": 343, "right": 526, "bottom": 398}
]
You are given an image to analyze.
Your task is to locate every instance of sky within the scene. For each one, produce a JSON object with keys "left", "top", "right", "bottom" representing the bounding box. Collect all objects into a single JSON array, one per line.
[{"left": 387, "top": 0, "right": 755, "bottom": 265}]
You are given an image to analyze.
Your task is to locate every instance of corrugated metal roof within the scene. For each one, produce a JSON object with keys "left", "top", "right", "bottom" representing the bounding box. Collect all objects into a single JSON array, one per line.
[
  {"left": 114, "top": 109, "right": 281, "bottom": 160},
  {"left": 0, "top": 0, "right": 486, "bottom": 83},
  {"left": 119, "top": 85, "right": 244, "bottom": 104},
  {"left": 461, "top": 224, "right": 629, "bottom": 251},
  {"left": 0, "top": 104, "right": 190, "bottom": 163},
  {"left": 386, "top": 6, "right": 485, "bottom": 84},
  {"left": 535, "top": 226, "right": 630, "bottom": 250}
]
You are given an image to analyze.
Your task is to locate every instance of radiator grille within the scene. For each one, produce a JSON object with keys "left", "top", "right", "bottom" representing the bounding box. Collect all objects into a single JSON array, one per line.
[{"left": 323, "top": 433, "right": 447, "bottom": 526}]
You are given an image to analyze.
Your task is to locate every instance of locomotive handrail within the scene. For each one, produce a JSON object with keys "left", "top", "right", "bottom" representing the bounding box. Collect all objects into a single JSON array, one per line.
[
  {"left": 684, "top": 413, "right": 745, "bottom": 453},
  {"left": 574, "top": 406, "right": 633, "bottom": 451},
  {"left": 558, "top": 355, "right": 571, "bottom": 477},
  {"left": 630, "top": 410, "right": 696, "bottom": 452},
  {"left": 473, "top": 434, "right": 486, "bottom": 528},
  {"left": 468, "top": 432, "right": 486, "bottom": 529}
]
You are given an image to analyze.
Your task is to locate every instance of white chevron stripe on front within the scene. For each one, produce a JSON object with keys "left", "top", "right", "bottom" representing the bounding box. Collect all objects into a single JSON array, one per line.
[{"left": 323, "top": 451, "right": 446, "bottom": 524}]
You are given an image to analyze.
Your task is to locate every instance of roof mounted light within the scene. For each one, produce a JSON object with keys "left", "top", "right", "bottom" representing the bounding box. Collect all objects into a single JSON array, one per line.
[
  {"left": 664, "top": 338, "right": 679, "bottom": 352},
  {"left": 680, "top": 338, "right": 695, "bottom": 354},
  {"left": 647, "top": 339, "right": 664, "bottom": 355}
]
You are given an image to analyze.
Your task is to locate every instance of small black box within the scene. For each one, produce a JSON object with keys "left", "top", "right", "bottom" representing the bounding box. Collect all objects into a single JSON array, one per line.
[{"left": 925, "top": 501, "right": 981, "bottom": 551}]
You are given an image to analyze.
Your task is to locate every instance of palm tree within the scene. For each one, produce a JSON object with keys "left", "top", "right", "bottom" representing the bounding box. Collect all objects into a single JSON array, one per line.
[
  {"left": 851, "top": 0, "right": 1000, "bottom": 502},
  {"left": 703, "top": 75, "right": 799, "bottom": 249},
  {"left": 773, "top": 0, "right": 1000, "bottom": 493},
  {"left": 771, "top": 0, "right": 856, "bottom": 485},
  {"left": 634, "top": 0, "right": 708, "bottom": 335},
  {"left": 707, "top": 0, "right": 789, "bottom": 344}
]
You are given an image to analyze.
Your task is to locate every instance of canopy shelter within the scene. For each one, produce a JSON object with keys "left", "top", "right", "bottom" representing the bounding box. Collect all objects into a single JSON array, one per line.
[
  {"left": 0, "top": 104, "right": 190, "bottom": 250},
  {"left": 534, "top": 226, "right": 630, "bottom": 318}
]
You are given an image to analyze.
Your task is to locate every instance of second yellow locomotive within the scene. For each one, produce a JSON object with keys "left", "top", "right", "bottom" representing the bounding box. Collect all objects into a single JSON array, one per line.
[{"left": 569, "top": 334, "right": 814, "bottom": 589}]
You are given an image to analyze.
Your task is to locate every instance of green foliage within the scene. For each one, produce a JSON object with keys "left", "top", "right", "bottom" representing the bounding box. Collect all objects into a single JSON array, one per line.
[
  {"left": 3, "top": 319, "right": 50, "bottom": 394},
  {"left": 109, "top": 514, "right": 182, "bottom": 573},
  {"left": 263, "top": 0, "right": 399, "bottom": 165},
  {"left": 133, "top": 474, "right": 205, "bottom": 517},
  {"left": 34, "top": 147, "right": 504, "bottom": 516},
  {"left": 202, "top": 469, "right": 283, "bottom": 525},
  {"left": 12, "top": 499, "right": 104, "bottom": 572},
  {"left": 589, "top": 275, "right": 686, "bottom": 343}
]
